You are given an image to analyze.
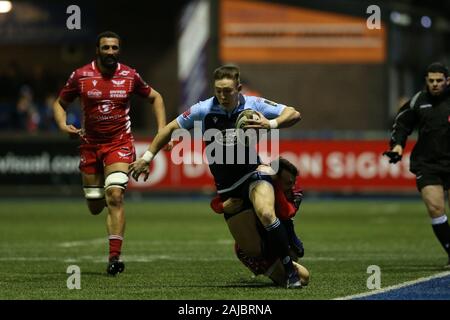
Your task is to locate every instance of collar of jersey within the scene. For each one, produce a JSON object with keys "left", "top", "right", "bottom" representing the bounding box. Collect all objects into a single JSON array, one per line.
[{"left": 212, "top": 94, "right": 246, "bottom": 114}]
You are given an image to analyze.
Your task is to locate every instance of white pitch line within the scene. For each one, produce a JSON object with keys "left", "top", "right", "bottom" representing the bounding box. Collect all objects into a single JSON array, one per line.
[
  {"left": 57, "top": 238, "right": 235, "bottom": 248},
  {"left": 58, "top": 238, "right": 105, "bottom": 248},
  {"left": 334, "top": 270, "right": 450, "bottom": 300},
  {"left": 0, "top": 255, "right": 335, "bottom": 263}
]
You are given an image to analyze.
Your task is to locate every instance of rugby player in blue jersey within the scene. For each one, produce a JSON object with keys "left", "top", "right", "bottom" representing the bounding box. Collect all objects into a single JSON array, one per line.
[{"left": 129, "top": 65, "right": 302, "bottom": 288}]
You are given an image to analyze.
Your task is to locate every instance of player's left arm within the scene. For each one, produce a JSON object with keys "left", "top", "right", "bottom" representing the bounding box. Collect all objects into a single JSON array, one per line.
[
  {"left": 148, "top": 88, "right": 167, "bottom": 133},
  {"left": 267, "top": 106, "right": 302, "bottom": 129},
  {"left": 245, "top": 99, "right": 301, "bottom": 129}
]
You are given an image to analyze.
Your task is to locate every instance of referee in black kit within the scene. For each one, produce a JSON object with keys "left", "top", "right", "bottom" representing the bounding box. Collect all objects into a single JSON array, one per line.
[{"left": 384, "top": 62, "right": 450, "bottom": 268}]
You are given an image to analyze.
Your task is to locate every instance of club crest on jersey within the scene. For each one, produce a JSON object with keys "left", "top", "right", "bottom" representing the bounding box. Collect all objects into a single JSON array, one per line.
[
  {"left": 87, "top": 89, "right": 102, "bottom": 98},
  {"left": 98, "top": 104, "right": 112, "bottom": 114},
  {"left": 112, "top": 80, "right": 125, "bottom": 87}
]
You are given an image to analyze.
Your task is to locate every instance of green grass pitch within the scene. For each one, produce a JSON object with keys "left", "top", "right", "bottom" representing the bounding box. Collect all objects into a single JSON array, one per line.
[{"left": 0, "top": 198, "right": 446, "bottom": 300}]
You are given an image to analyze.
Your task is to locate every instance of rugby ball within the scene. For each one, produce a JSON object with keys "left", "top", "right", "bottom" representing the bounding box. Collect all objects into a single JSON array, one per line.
[{"left": 235, "top": 109, "right": 260, "bottom": 129}]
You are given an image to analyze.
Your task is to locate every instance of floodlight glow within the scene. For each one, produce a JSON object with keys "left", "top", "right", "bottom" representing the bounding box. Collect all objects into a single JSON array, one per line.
[
  {"left": 421, "top": 16, "right": 432, "bottom": 28},
  {"left": 390, "top": 11, "right": 411, "bottom": 26},
  {"left": 0, "top": 1, "right": 12, "bottom": 13}
]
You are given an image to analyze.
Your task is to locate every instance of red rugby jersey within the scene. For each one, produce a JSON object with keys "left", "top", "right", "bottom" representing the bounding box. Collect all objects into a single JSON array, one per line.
[{"left": 59, "top": 61, "right": 151, "bottom": 143}]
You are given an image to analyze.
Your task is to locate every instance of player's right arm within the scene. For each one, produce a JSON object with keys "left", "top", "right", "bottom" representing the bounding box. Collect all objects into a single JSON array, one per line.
[
  {"left": 53, "top": 97, "right": 81, "bottom": 137},
  {"left": 129, "top": 101, "right": 206, "bottom": 182},
  {"left": 53, "top": 71, "right": 82, "bottom": 137},
  {"left": 129, "top": 119, "right": 180, "bottom": 181},
  {"left": 384, "top": 96, "right": 419, "bottom": 163}
]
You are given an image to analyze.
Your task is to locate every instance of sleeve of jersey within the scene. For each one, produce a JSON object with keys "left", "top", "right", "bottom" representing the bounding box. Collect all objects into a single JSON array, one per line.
[
  {"left": 253, "top": 97, "right": 286, "bottom": 119},
  {"left": 291, "top": 180, "right": 304, "bottom": 211},
  {"left": 133, "top": 72, "right": 152, "bottom": 97},
  {"left": 176, "top": 102, "right": 203, "bottom": 130},
  {"left": 389, "top": 101, "right": 418, "bottom": 148},
  {"left": 274, "top": 183, "right": 297, "bottom": 220},
  {"left": 210, "top": 195, "right": 224, "bottom": 214},
  {"left": 58, "top": 71, "right": 79, "bottom": 103}
]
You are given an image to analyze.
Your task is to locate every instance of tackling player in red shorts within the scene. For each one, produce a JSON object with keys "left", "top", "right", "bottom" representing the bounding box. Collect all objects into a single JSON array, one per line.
[
  {"left": 210, "top": 157, "right": 309, "bottom": 286},
  {"left": 53, "top": 31, "right": 168, "bottom": 275}
]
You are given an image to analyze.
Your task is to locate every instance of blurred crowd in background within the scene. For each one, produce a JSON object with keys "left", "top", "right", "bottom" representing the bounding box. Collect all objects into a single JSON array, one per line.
[{"left": 0, "top": 61, "right": 81, "bottom": 133}]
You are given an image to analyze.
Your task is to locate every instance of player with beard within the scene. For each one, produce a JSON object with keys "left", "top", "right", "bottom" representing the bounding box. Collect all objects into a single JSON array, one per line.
[{"left": 53, "top": 31, "right": 169, "bottom": 275}]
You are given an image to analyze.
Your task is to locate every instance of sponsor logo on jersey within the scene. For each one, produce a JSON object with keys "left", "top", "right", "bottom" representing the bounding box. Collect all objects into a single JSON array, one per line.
[
  {"left": 119, "top": 70, "right": 130, "bottom": 76},
  {"left": 87, "top": 89, "right": 102, "bottom": 98},
  {"left": 98, "top": 104, "right": 112, "bottom": 114},
  {"left": 83, "top": 72, "right": 94, "bottom": 77},
  {"left": 419, "top": 104, "right": 432, "bottom": 109},
  {"left": 92, "top": 80, "right": 97, "bottom": 87},
  {"left": 110, "top": 90, "right": 127, "bottom": 98},
  {"left": 112, "top": 80, "right": 125, "bottom": 87}
]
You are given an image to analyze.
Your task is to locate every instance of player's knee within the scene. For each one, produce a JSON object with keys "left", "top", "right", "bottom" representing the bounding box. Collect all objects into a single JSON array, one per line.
[
  {"left": 427, "top": 203, "right": 445, "bottom": 217},
  {"left": 106, "top": 187, "right": 124, "bottom": 207},
  {"left": 104, "top": 171, "right": 128, "bottom": 206},
  {"left": 257, "top": 210, "right": 277, "bottom": 226},
  {"left": 83, "top": 187, "right": 105, "bottom": 215},
  {"left": 105, "top": 171, "right": 129, "bottom": 191}
]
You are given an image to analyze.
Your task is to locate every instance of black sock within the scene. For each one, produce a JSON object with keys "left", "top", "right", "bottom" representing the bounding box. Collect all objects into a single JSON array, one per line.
[
  {"left": 431, "top": 215, "right": 450, "bottom": 257},
  {"left": 265, "top": 218, "right": 296, "bottom": 276}
]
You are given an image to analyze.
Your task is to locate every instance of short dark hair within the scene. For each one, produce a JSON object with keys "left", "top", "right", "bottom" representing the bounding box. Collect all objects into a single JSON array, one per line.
[
  {"left": 426, "top": 62, "right": 449, "bottom": 78},
  {"left": 275, "top": 157, "right": 299, "bottom": 177},
  {"left": 96, "top": 31, "right": 121, "bottom": 48},
  {"left": 213, "top": 65, "right": 240, "bottom": 85}
]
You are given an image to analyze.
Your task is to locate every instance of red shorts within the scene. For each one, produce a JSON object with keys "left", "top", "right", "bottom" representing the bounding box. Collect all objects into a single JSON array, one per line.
[{"left": 79, "top": 139, "right": 136, "bottom": 174}]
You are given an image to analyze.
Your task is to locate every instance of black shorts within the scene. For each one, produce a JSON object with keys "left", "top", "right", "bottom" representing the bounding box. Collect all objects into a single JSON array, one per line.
[
  {"left": 221, "top": 171, "right": 273, "bottom": 220},
  {"left": 415, "top": 170, "right": 450, "bottom": 191}
]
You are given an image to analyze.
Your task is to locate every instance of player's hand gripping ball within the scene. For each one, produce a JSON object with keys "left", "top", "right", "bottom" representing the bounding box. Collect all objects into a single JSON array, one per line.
[
  {"left": 235, "top": 109, "right": 261, "bottom": 130},
  {"left": 235, "top": 109, "right": 261, "bottom": 146}
]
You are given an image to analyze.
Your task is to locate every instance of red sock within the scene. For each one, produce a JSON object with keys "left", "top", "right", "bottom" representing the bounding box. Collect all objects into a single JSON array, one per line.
[{"left": 109, "top": 235, "right": 123, "bottom": 260}]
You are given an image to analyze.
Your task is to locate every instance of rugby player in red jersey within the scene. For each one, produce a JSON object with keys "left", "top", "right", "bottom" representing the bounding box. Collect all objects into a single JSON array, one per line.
[
  {"left": 210, "top": 157, "right": 309, "bottom": 286},
  {"left": 53, "top": 31, "right": 168, "bottom": 275}
]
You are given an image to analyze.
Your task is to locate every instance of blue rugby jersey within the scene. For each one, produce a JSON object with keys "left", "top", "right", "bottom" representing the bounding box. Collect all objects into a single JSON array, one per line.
[{"left": 176, "top": 94, "right": 285, "bottom": 192}]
